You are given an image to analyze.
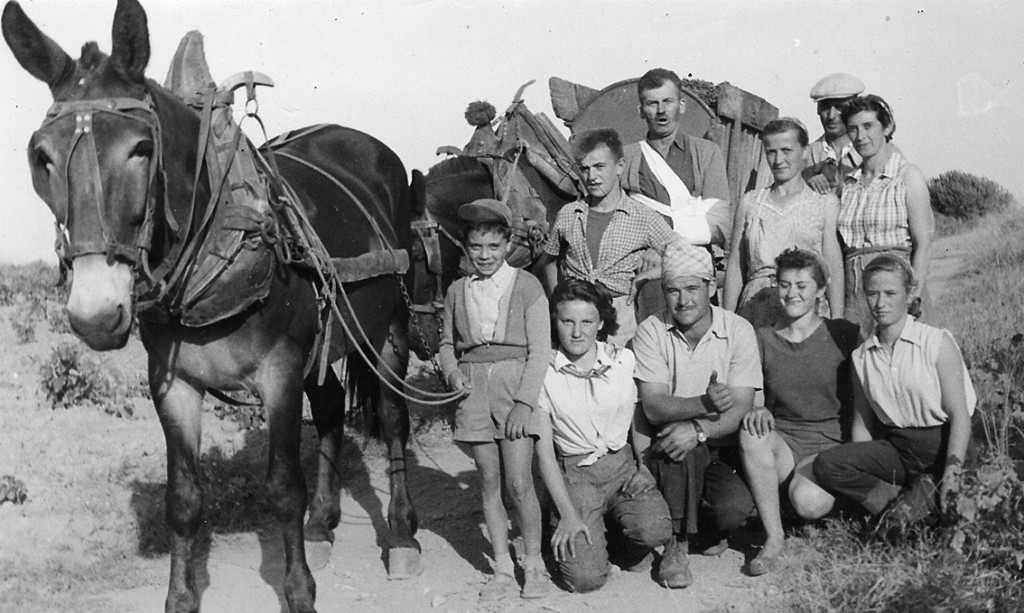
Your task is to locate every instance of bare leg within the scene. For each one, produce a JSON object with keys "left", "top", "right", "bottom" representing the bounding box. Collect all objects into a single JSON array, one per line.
[
  {"left": 471, "top": 442, "right": 511, "bottom": 562},
  {"left": 262, "top": 362, "right": 316, "bottom": 612},
  {"left": 304, "top": 368, "right": 345, "bottom": 544},
  {"left": 739, "top": 429, "right": 795, "bottom": 562},
  {"left": 498, "top": 436, "right": 543, "bottom": 560},
  {"left": 789, "top": 455, "right": 835, "bottom": 520},
  {"left": 150, "top": 356, "right": 204, "bottom": 613}
]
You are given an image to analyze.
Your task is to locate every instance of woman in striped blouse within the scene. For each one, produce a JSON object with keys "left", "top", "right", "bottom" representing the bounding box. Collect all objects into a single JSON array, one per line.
[
  {"left": 836, "top": 95, "right": 934, "bottom": 332},
  {"left": 724, "top": 118, "right": 844, "bottom": 329}
]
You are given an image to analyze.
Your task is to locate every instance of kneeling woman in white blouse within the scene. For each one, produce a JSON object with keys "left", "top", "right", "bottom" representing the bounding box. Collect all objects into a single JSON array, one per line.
[{"left": 813, "top": 254, "right": 975, "bottom": 524}]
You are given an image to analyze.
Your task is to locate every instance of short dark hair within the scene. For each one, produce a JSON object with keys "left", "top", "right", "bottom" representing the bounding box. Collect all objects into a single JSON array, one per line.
[
  {"left": 550, "top": 279, "right": 619, "bottom": 342},
  {"left": 763, "top": 117, "right": 809, "bottom": 148},
  {"left": 571, "top": 128, "right": 624, "bottom": 162},
  {"left": 862, "top": 253, "right": 915, "bottom": 293},
  {"left": 637, "top": 68, "right": 683, "bottom": 98},
  {"left": 841, "top": 94, "right": 896, "bottom": 140},
  {"left": 775, "top": 247, "right": 828, "bottom": 288},
  {"left": 464, "top": 220, "right": 512, "bottom": 240}
]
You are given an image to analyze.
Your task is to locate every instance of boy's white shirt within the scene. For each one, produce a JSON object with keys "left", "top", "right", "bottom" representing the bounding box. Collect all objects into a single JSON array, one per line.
[{"left": 465, "top": 260, "right": 516, "bottom": 344}]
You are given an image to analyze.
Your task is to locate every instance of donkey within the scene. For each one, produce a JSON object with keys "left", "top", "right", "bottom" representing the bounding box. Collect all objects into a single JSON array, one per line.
[{"left": 2, "top": 0, "right": 422, "bottom": 611}]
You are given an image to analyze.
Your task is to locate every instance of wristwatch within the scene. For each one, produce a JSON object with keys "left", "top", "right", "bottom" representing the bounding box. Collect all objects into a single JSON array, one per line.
[{"left": 692, "top": 421, "right": 708, "bottom": 445}]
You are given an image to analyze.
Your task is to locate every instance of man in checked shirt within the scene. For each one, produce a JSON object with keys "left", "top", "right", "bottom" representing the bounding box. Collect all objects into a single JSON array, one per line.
[{"left": 539, "top": 128, "right": 681, "bottom": 347}]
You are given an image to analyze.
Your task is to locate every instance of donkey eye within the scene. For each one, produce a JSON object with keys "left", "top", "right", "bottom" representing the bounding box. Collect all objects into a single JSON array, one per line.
[{"left": 130, "top": 140, "right": 154, "bottom": 159}]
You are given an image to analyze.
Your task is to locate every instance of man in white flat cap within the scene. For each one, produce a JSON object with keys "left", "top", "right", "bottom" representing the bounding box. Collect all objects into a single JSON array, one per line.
[{"left": 803, "top": 73, "right": 866, "bottom": 197}]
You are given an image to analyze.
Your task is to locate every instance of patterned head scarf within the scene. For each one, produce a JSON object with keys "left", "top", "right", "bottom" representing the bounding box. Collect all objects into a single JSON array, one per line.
[{"left": 661, "top": 241, "right": 714, "bottom": 284}]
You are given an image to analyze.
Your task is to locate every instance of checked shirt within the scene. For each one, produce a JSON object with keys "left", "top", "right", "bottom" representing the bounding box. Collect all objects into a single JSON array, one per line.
[{"left": 544, "top": 192, "right": 678, "bottom": 296}]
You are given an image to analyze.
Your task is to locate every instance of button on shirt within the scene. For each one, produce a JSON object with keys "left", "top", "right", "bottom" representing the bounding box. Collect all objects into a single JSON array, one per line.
[
  {"left": 538, "top": 342, "right": 638, "bottom": 466},
  {"left": 633, "top": 306, "right": 763, "bottom": 405},
  {"left": 464, "top": 260, "right": 516, "bottom": 345},
  {"left": 854, "top": 318, "right": 977, "bottom": 428}
]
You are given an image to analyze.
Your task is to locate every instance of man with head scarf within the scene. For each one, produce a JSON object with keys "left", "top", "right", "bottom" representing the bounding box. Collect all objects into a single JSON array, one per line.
[{"left": 631, "top": 242, "right": 761, "bottom": 588}]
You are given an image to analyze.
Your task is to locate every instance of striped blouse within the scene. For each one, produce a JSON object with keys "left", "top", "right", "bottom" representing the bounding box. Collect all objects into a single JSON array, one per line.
[{"left": 837, "top": 147, "right": 913, "bottom": 253}]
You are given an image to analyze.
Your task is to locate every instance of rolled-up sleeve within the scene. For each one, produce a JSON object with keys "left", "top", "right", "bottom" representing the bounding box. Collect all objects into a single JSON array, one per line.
[{"left": 728, "top": 317, "right": 763, "bottom": 390}]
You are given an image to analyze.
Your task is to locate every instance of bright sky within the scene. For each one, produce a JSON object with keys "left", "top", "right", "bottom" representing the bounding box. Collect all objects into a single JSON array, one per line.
[{"left": 2, "top": 0, "right": 1021, "bottom": 263}]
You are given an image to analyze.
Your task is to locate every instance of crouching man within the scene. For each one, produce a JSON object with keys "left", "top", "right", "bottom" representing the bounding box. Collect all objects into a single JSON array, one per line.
[
  {"left": 535, "top": 279, "right": 672, "bottom": 593},
  {"left": 632, "top": 242, "right": 760, "bottom": 588}
]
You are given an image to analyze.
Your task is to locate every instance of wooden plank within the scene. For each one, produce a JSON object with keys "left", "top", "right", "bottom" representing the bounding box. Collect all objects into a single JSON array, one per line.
[{"left": 716, "top": 82, "right": 778, "bottom": 131}]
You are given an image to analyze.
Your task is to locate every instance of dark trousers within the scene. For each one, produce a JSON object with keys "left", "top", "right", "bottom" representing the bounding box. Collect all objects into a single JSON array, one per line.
[
  {"left": 650, "top": 444, "right": 755, "bottom": 538},
  {"left": 555, "top": 446, "right": 672, "bottom": 593},
  {"left": 813, "top": 424, "right": 948, "bottom": 515}
]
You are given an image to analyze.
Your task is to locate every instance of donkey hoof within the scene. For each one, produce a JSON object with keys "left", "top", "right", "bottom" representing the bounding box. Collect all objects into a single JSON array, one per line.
[
  {"left": 306, "top": 540, "right": 333, "bottom": 572},
  {"left": 387, "top": 547, "right": 423, "bottom": 580}
]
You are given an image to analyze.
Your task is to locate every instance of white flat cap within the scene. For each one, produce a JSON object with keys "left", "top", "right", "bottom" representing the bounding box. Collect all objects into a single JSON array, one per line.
[{"left": 810, "top": 73, "right": 865, "bottom": 101}]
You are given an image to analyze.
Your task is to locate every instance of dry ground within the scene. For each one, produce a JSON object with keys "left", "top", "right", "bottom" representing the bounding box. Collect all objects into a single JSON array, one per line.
[{"left": 0, "top": 233, "right": 969, "bottom": 612}]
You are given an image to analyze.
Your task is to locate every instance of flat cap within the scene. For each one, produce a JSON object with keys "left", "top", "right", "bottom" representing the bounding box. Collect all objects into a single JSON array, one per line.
[
  {"left": 810, "top": 73, "right": 865, "bottom": 102},
  {"left": 459, "top": 198, "right": 511, "bottom": 226}
]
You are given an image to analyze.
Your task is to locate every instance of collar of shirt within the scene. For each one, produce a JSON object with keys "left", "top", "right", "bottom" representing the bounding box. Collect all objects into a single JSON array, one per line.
[
  {"left": 552, "top": 341, "right": 620, "bottom": 375},
  {"left": 470, "top": 259, "right": 515, "bottom": 288},
  {"left": 815, "top": 134, "right": 862, "bottom": 165},
  {"left": 664, "top": 305, "right": 729, "bottom": 346},
  {"left": 646, "top": 130, "right": 689, "bottom": 152},
  {"left": 572, "top": 191, "right": 635, "bottom": 217},
  {"left": 863, "top": 317, "right": 924, "bottom": 351},
  {"left": 847, "top": 146, "right": 902, "bottom": 185}
]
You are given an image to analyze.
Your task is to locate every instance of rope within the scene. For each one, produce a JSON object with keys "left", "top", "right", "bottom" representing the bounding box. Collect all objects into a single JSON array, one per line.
[{"left": 246, "top": 115, "right": 466, "bottom": 406}]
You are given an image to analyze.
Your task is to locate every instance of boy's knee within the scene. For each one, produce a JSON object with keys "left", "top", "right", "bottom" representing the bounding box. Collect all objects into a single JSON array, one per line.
[{"left": 505, "top": 472, "right": 537, "bottom": 504}]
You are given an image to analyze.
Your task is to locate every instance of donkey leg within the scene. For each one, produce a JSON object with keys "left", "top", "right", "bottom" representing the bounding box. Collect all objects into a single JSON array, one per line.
[
  {"left": 150, "top": 360, "right": 204, "bottom": 613},
  {"left": 303, "top": 368, "right": 345, "bottom": 543},
  {"left": 263, "top": 367, "right": 317, "bottom": 613},
  {"left": 378, "top": 316, "right": 423, "bottom": 579}
]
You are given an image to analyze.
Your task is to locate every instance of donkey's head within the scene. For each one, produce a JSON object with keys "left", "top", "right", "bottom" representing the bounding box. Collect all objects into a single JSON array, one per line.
[{"left": 3, "top": 0, "right": 161, "bottom": 350}]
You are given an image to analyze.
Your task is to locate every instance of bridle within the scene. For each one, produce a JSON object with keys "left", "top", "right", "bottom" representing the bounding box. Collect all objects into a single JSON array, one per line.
[{"left": 38, "top": 94, "right": 166, "bottom": 286}]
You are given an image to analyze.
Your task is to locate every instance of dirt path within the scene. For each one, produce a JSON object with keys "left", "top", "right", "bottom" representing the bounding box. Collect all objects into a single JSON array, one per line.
[{"left": 94, "top": 436, "right": 771, "bottom": 612}]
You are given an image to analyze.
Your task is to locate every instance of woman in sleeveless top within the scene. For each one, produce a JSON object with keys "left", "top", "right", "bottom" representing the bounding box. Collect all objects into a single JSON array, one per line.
[
  {"left": 836, "top": 95, "right": 934, "bottom": 332},
  {"left": 739, "top": 248, "right": 859, "bottom": 576},
  {"left": 724, "top": 118, "right": 844, "bottom": 329},
  {"left": 813, "top": 255, "right": 975, "bottom": 531}
]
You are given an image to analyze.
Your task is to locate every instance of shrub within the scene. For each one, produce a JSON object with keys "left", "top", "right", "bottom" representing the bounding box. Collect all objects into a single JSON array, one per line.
[
  {"left": 0, "top": 262, "right": 67, "bottom": 307},
  {"left": 38, "top": 341, "right": 134, "bottom": 417},
  {"left": 0, "top": 475, "right": 28, "bottom": 505},
  {"left": 10, "top": 297, "right": 44, "bottom": 344},
  {"left": 929, "top": 170, "right": 1016, "bottom": 221}
]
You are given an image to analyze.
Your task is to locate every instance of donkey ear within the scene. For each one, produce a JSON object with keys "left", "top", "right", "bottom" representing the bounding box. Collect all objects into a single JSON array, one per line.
[
  {"left": 110, "top": 0, "right": 149, "bottom": 82},
  {"left": 2, "top": 1, "right": 74, "bottom": 88}
]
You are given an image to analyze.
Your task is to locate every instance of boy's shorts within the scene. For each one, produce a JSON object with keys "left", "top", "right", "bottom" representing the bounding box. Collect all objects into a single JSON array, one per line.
[{"left": 454, "top": 358, "right": 543, "bottom": 443}]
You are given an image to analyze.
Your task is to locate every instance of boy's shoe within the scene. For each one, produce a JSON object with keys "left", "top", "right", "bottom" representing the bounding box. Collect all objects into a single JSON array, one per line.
[
  {"left": 521, "top": 566, "right": 552, "bottom": 599},
  {"left": 698, "top": 537, "right": 729, "bottom": 557},
  {"left": 747, "top": 544, "right": 782, "bottom": 576},
  {"left": 657, "top": 539, "right": 693, "bottom": 589},
  {"left": 479, "top": 571, "right": 517, "bottom": 600}
]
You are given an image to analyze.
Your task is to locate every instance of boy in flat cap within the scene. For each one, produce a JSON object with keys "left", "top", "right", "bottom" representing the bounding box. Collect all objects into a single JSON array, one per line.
[
  {"left": 438, "top": 198, "right": 553, "bottom": 599},
  {"left": 631, "top": 242, "right": 761, "bottom": 588},
  {"left": 804, "top": 73, "right": 866, "bottom": 197}
]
